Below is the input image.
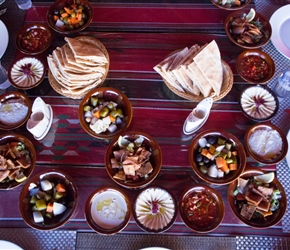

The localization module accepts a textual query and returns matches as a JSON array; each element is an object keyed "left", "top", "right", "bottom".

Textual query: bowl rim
[
  {"left": 46, "top": 0, "right": 93, "bottom": 34},
  {"left": 224, "top": 9, "right": 272, "bottom": 49},
  {"left": 84, "top": 186, "right": 131, "bottom": 235},
  {"left": 19, "top": 169, "right": 78, "bottom": 230},
  {"left": 236, "top": 49, "right": 276, "bottom": 84},
  {"left": 178, "top": 184, "right": 225, "bottom": 233},
  {"left": 210, "top": 0, "right": 251, "bottom": 10},
  {"left": 238, "top": 85, "right": 279, "bottom": 122},
  {"left": 78, "top": 87, "right": 133, "bottom": 139},
  {"left": 228, "top": 168, "right": 287, "bottom": 228},
  {"left": 8, "top": 56, "right": 47, "bottom": 90},
  {"left": 0, "top": 132, "right": 36, "bottom": 190},
  {"left": 189, "top": 129, "right": 247, "bottom": 185},
  {"left": 132, "top": 185, "right": 178, "bottom": 233},
  {"left": 105, "top": 130, "right": 163, "bottom": 189},
  {"left": 0, "top": 91, "right": 32, "bottom": 130},
  {"left": 244, "top": 123, "right": 288, "bottom": 164},
  {"left": 15, "top": 23, "right": 53, "bottom": 55}
]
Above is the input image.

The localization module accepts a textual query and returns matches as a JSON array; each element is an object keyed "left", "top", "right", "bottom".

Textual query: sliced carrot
[
  {"left": 109, "top": 115, "right": 116, "bottom": 123},
  {"left": 53, "top": 15, "right": 59, "bottom": 21},
  {"left": 64, "top": 7, "right": 74, "bottom": 14},
  {"left": 208, "top": 145, "right": 216, "bottom": 154},
  {"left": 56, "top": 183, "right": 66, "bottom": 193},
  {"left": 61, "top": 12, "right": 69, "bottom": 18},
  {"left": 232, "top": 151, "right": 238, "bottom": 156},
  {"left": 229, "top": 163, "right": 238, "bottom": 170},
  {"left": 46, "top": 202, "right": 53, "bottom": 213},
  {"left": 93, "top": 110, "right": 100, "bottom": 118},
  {"left": 216, "top": 156, "right": 229, "bottom": 172}
]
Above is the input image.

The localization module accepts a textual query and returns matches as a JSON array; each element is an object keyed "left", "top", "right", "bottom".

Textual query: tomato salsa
[
  {"left": 181, "top": 190, "right": 219, "bottom": 228},
  {"left": 20, "top": 28, "right": 51, "bottom": 52},
  {"left": 239, "top": 55, "right": 269, "bottom": 81}
]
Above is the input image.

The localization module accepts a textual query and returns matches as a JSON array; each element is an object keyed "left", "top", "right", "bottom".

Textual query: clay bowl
[
  {"left": 244, "top": 123, "right": 288, "bottom": 165},
  {"left": 210, "top": 0, "right": 251, "bottom": 10},
  {"left": 16, "top": 23, "right": 52, "bottom": 55},
  {"left": 85, "top": 187, "right": 131, "bottom": 235},
  {"left": 179, "top": 184, "right": 225, "bottom": 233},
  {"left": 78, "top": 87, "right": 133, "bottom": 140},
  {"left": 236, "top": 49, "right": 275, "bottom": 84},
  {"left": 46, "top": 0, "right": 93, "bottom": 34},
  {"left": 133, "top": 186, "right": 177, "bottom": 233},
  {"left": 224, "top": 10, "right": 272, "bottom": 49},
  {"left": 0, "top": 133, "right": 36, "bottom": 190},
  {"left": 189, "top": 129, "right": 246, "bottom": 186},
  {"left": 105, "top": 131, "right": 162, "bottom": 189},
  {"left": 0, "top": 91, "right": 32, "bottom": 130},
  {"left": 19, "top": 169, "right": 78, "bottom": 230},
  {"left": 228, "top": 168, "right": 287, "bottom": 228}
]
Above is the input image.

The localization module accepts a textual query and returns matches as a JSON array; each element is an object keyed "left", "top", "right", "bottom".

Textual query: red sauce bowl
[
  {"left": 16, "top": 23, "right": 52, "bottom": 55},
  {"left": 236, "top": 49, "right": 275, "bottom": 84},
  {"left": 179, "top": 185, "right": 225, "bottom": 233}
]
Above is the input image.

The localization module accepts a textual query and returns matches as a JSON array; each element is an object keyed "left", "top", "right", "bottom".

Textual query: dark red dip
[
  {"left": 20, "top": 28, "right": 51, "bottom": 52},
  {"left": 239, "top": 55, "right": 269, "bottom": 81},
  {"left": 182, "top": 190, "right": 218, "bottom": 228}
]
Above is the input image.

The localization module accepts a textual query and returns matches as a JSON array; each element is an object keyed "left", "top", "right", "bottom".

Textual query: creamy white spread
[
  {"left": 10, "top": 57, "right": 44, "bottom": 88},
  {"left": 248, "top": 128, "right": 283, "bottom": 159},
  {"left": 0, "top": 102, "right": 28, "bottom": 125},
  {"left": 90, "top": 190, "right": 127, "bottom": 229},
  {"left": 241, "top": 86, "right": 276, "bottom": 119},
  {"left": 135, "top": 187, "right": 175, "bottom": 231}
]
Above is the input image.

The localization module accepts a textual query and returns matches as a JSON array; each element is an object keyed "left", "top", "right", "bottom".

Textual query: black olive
[
  {"left": 196, "top": 154, "right": 203, "bottom": 162},
  {"left": 203, "top": 157, "right": 210, "bottom": 164},
  {"left": 207, "top": 136, "right": 217, "bottom": 145}
]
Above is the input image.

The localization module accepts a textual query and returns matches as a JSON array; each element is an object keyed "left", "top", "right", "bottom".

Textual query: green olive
[
  {"left": 200, "top": 165, "right": 208, "bottom": 174},
  {"left": 83, "top": 105, "right": 92, "bottom": 112},
  {"left": 100, "top": 107, "right": 109, "bottom": 117}
]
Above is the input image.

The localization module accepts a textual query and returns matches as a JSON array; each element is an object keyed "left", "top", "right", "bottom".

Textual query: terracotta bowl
[
  {"left": 0, "top": 91, "right": 32, "bottom": 130},
  {"left": 244, "top": 123, "right": 288, "bottom": 165},
  {"left": 46, "top": 0, "right": 93, "bottom": 34},
  {"left": 179, "top": 184, "right": 225, "bottom": 233},
  {"left": 0, "top": 133, "right": 36, "bottom": 190},
  {"left": 16, "top": 23, "right": 52, "bottom": 55},
  {"left": 189, "top": 129, "right": 246, "bottom": 185},
  {"left": 239, "top": 85, "right": 279, "bottom": 122},
  {"left": 228, "top": 168, "right": 287, "bottom": 228},
  {"left": 210, "top": 0, "right": 251, "bottom": 10},
  {"left": 8, "top": 56, "right": 46, "bottom": 90},
  {"left": 79, "top": 87, "right": 133, "bottom": 140},
  {"left": 19, "top": 169, "right": 78, "bottom": 230},
  {"left": 105, "top": 131, "right": 162, "bottom": 189},
  {"left": 224, "top": 10, "right": 272, "bottom": 49},
  {"left": 236, "top": 49, "right": 275, "bottom": 84},
  {"left": 85, "top": 187, "right": 131, "bottom": 235},
  {"left": 133, "top": 186, "right": 177, "bottom": 233}
]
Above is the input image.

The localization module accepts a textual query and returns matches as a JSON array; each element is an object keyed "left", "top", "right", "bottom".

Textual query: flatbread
[{"left": 193, "top": 40, "right": 223, "bottom": 96}]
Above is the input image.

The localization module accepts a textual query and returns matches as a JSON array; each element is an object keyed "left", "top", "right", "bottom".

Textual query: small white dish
[
  {"left": 183, "top": 97, "right": 213, "bottom": 135},
  {"left": 33, "top": 104, "right": 53, "bottom": 141},
  {"left": 0, "top": 20, "right": 9, "bottom": 58},
  {"left": 0, "top": 240, "right": 23, "bottom": 250},
  {"left": 287, "top": 129, "right": 290, "bottom": 168},
  {"left": 270, "top": 5, "right": 290, "bottom": 60}
]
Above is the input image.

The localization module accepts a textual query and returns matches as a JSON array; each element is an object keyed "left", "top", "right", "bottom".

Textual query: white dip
[
  {"left": 90, "top": 190, "right": 127, "bottom": 229},
  {"left": 248, "top": 128, "right": 283, "bottom": 159},
  {"left": 0, "top": 102, "right": 28, "bottom": 125}
]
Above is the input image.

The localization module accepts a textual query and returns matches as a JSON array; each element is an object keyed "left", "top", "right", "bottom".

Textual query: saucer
[
  {"left": 34, "top": 104, "right": 53, "bottom": 141},
  {"left": 183, "top": 97, "right": 213, "bottom": 135}
]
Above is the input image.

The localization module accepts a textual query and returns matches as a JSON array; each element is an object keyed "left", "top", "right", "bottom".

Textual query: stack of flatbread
[
  {"left": 154, "top": 40, "right": 223, "bottom": 98},
  {"left": 47, "top": 36, "right": 109, "bottom": 98}
]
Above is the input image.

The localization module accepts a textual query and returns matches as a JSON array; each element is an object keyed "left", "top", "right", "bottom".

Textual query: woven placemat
[
  {"left": 76, "top": 233, "right": 236, "bottom": 250},
  {"left": 255, "top": 0, "right": 290, "bottom": 233},
  {"left": 0, "top": 228, "right": 76, "bottom": 250}
]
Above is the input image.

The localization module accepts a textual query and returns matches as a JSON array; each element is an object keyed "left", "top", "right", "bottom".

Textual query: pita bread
[
  {"left": 65, "top": 37, "right": 108, "bottom": 64},
  {"left": 193, "top": 40, "right": 223, "bottom": 96}
]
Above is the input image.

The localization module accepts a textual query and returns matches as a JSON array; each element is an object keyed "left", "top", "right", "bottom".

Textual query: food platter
[
  {"left": 48, "top": 36, "right": 110, "bottom": 99},
  {"left": 163, "top": 60, "right": 233, "bottom": 102},
  {"left": 0, "top": 20, "right": 9, "bottom": 58},
  {"left": 270, "top": 4, "right": 290, "bottom": 60}
]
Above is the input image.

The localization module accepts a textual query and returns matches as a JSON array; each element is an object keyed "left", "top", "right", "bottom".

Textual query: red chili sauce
[
  {"left": 20, "top": 28, "right": 50, "bottom": 52},
  {"left": 182, "top": 190, "right": 218, "bottom": 228},
  {"left": 239, "top": 55, "right": 269, "bottom": 81}
]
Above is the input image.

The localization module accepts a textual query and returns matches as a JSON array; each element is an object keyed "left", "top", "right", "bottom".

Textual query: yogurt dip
[
  {"left": 90, "top": 190, "right": 128, "bottom": 229},
  {"left": 248, "top": 128, "right": 283, "bottom": 159},
  {"left": 0, "top": 100, "right": 29, "bottom": 126}
]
